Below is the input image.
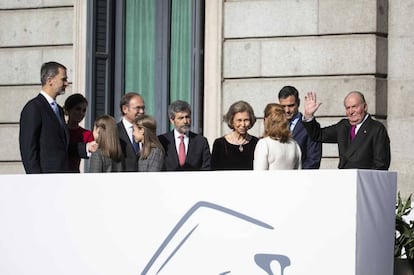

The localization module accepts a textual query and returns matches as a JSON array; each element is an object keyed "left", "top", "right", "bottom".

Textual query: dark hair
[
  {"left": 134, "top": 115, "right": 164, "bottom": 160},
  {"left": 64, "top": 93, "right": 88, "bottom": 113},
  {"left": 119, "top": 92, "right": 142, "bottom": 114},
  {"left": 168, "top": 100, "right": 191, "bottom": 119},
  {"left": 40, "top": 61, "right": 66, "bottom": 86},
  {"left": 263, "top": 103, "right": 291, "bottom": 143},
  {"left": 224, "top": 100, "right": 256, "bottom": 129},
  {"left": 278, "top": 86, "right": 300, "bottom": 106}
]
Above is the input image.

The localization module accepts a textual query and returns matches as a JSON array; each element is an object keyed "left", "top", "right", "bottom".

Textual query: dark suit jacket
[
  {"left": 117, "top": 121, "right": 138, "bottom": 172},
  {"left": 291, "top": 113, "right": 322, "bottom": 169},
  {"left": 19, "top": 94, "right": 70, "bottom": 173},
  {"left": 302, "top": 115, "right": 391, "bottom": 170},
  {"left": 158, "top": 130, "right": 211, "bottom": 171}
]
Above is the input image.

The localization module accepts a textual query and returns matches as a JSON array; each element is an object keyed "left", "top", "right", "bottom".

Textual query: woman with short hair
[{"left": 211, "top": 100, "right": 258, "bottom": 170}]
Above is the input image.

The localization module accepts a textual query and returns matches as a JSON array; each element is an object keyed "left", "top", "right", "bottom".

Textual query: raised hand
[{"left": 304, "top": 92, "right": 322, "bottom": 119}]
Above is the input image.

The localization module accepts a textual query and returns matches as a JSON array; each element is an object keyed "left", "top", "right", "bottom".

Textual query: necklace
[{"left": 231, "top": 133, "right": 247, "bottom": 152}]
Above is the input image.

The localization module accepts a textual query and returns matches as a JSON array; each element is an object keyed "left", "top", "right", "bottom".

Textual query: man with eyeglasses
[
  {"left": 117, "top": 92, "right": 146, "bottom": 171},
  {"left": 278, "top": 86, "right": 322, "bottom": 169}
]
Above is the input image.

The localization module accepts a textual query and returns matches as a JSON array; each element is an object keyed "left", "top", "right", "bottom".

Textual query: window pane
[
  {"left": 170, "top": 0, "right": 192, "bottom": 104},
  {"left": 124, "top": 0, "right": 156, "bottom": 115}
]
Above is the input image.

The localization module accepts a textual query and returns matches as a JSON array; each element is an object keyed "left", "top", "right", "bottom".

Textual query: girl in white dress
[{"left": 254, "top": 103, "right": 302, "bottom": 170}]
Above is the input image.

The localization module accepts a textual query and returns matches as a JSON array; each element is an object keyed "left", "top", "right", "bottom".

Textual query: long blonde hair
[
  {"left": 134, "top": 115, "right": 164, "bottom": 160},
  {"left": 263, "top": 103, "right": 291, "bottom": 143},
  {"left": 94, "top": 115, "right": 122, "bottom": 161}
]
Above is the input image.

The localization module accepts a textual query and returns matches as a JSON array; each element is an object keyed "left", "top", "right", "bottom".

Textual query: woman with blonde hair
[
  {"left": 89, "top": 115, "right": 124, "bottom": 172},
  {"left": 133, "top": 115, "right": 164, "bottom": 172},
  {"left": 254, "top": 103, "right": 301, "bottom": 170}
]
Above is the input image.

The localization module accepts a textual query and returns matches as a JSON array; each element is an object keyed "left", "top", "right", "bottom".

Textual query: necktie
[
  {"left": 178, "top": 134, "right": 186, "bottom": 166},
  {"left": 350, "top": 125, "right": 356, "bottom": 141},
  {"left": 130, "top": 126, "right": 139, "bottom": 153},
  {"left": 51, "top": 101, "right": 64, "bottom": 126}
]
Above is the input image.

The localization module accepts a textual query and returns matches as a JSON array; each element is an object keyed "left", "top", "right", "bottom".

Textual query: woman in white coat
[{"left": 254, "top": 103, "right": 302, "bottom": 170}]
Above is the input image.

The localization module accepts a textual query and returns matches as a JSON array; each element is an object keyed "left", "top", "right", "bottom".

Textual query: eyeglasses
[{"left": 129, "top": 105, "right": 145, "bottom": 111}]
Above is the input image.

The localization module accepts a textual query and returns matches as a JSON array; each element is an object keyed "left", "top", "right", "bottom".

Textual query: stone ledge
[{"left": 0, "top": 0, "right": 73, "bottom": 9}]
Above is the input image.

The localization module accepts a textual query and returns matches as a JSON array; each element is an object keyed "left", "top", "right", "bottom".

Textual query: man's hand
[
  {"left": 304, "top": 92, "right": 322, "bottom": 120},
  {"left": 87, "top": 141, "right": 98, "bottom": 153}
]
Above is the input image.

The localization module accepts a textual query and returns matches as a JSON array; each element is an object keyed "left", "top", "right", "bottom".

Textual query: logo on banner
[{"left": 141, "top": 201, "right": 291, "bottom": 274}]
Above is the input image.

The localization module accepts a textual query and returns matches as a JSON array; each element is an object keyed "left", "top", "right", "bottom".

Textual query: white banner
[{"left": 0, "top": 170, "right": 396, "bottom": 275}]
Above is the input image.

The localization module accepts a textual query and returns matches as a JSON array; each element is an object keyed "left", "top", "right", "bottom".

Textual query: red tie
[
  {"left": 178, "top": 135, "right": 186, "bottom": 166},
  {"left": 350, "top": 125, "right": 356, "bottom": 141}
]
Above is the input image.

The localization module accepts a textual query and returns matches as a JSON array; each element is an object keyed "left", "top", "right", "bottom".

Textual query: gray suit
[
  {"left": 88, "top": 149, "right": 123, "bottom": 172},
  {"left": 138, "top": 147, "right": 164, "bottom": 172}
]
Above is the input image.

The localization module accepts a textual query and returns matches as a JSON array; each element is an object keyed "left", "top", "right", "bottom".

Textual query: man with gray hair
[
  {"left": 302, "top": 91, "right": 390, "bottom": 170},
  {"left": 158, "top": 100, "right": 211, "bottom": 171}
]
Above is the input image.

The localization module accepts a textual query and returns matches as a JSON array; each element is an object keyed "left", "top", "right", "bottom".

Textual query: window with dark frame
[{"left": 87, "top": 0, "right": 205, "bottom": 135}]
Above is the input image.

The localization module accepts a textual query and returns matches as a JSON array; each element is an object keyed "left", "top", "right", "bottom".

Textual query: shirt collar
[
  {"left": 40, "top": 90, "right": 55, "bottom": 104},
  {"left": 122, "top": 117, "right": 133, "bottom": 129},
  {"left": 174, "top": 129, "right": 187, "bottom": 139},
  {"left": 289, "top": 112, "right": 301, "bottom": 129},
  {"left": 353, "top": 114, "right": 369, "bottom": 127},
  {"left": 353, "top": 114, "right": 369, "bottom": 133}
]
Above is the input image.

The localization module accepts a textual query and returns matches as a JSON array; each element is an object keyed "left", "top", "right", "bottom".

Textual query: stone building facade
[{"left": 0, "top": 0, "right": 412, "bottom": 195}]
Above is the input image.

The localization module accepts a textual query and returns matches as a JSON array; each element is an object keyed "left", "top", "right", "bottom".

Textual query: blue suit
[{"left": 291, "top": 112, "right": 322, "bottom": 169}]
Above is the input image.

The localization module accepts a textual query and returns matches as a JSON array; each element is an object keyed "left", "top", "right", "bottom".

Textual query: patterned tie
[
  {"left": 178, "top": 134, "right": 186, "bottom": 166},
  {"left": 350, "top": 125, "right": 356, "bottom": 141}
]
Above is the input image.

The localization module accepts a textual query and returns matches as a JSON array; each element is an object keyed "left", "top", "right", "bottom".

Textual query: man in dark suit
[
  {"left": 117, "top": 92, "right": 145, "bottom": 171},
  {"left": 158, "top": 100, "right": 211, "bottom": 171},
  {"left": 302, "top": 91, "right": 390, "bottom": 170},
  {"left": 19, "top": 61, "right": 93, "bottom": 173},
  {"left": 278, "top": 86, "right": 322, "bottom": 169}
]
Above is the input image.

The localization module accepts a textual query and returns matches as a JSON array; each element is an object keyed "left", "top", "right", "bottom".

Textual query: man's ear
[
  {"left": 121, "top": 105, "right": 128, "bottom": 115},
  {"left": 297, "top": 98, "right": 300, "bottom": 107}
]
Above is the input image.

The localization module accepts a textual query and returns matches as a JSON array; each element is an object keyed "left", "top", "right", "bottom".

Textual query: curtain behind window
[
  {"left": 170, "top": 0, "right": 192, "bottom": 104},
  {"left": 125, "top": 0, "right": 155, "bottom": 115}
]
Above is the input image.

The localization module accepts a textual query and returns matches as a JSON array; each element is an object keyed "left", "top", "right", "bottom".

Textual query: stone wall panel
[
  {"left": 224, "top": 35, "right": 387, "bottom": 78},
  {"left": 0, "top": 8, "right": 73, "bottom": 47},
  {"left": 0, "top": 47, "right": 73, "bottom": 85}
]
